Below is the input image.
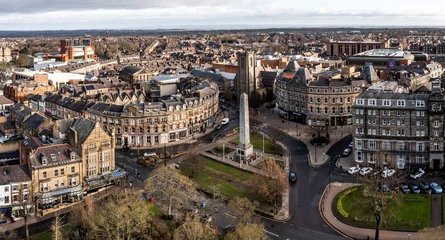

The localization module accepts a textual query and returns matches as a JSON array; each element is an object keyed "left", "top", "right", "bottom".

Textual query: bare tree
[
  {"left": 227, "top": 197, "right": 259, "bottom": 225},
  {"left": 224, "top": 223, "right": 267, "bottom": 240},
  {"left": 269, "top": 127, "right": 285, "bottom": 145},
  {"left": 145, "top": 166, "right": 198, "bottom": 217},
  {"left": 51, "top": 212, "right": 64, "bottom": 240},
  {"left": 183, "top": 149, "right": 199, "bottom": 178},
  {"left": 173, "top": 214, "right": 218, "bottom": 240},
  {"left": 250, "top": 159, "right": 286, "bottom": 206},
  {"left": 87, "top": 191, "right": 154, "bottom": 240},
  {"left": 359, "top": 174, "right": 403, "bottom": 240}
]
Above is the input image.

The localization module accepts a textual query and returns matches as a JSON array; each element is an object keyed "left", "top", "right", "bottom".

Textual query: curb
[
  {"left": 307, "top": 153, "right": 330, "bottom": 168},
  {"left": 257, "top": 213, "right": 291, "bottom": 223},
  {"left": 318, "top": 183, "right": 355, "bottom": 240}
]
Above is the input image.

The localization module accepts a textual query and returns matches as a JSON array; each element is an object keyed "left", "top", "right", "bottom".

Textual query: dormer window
[
  {"left": 70, "top": 152, "right": 75, "bottom": 161},
  {"left": 432, "top": 104, "right": 436, "bottom": 111}
]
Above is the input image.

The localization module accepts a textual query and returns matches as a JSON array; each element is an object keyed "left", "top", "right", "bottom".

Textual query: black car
[
  {"left": 289, "top": 172, "right": 297, "bottom": 183},
  {"left": 400, "top": 183, "right": 410, "bottom": 194},
  {"left": 409, "top": 183, "right": 421, "bottom": 194},
  {"left": 419, "top": 182, "right": 431, "bottom": 194},
  {"left": 222, "top": 225, "right": 236, "bottom": 235}
]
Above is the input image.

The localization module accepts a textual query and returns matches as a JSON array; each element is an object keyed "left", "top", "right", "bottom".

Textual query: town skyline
[{"left": 1, "top": 0, "right": 445, "bottom": 30}]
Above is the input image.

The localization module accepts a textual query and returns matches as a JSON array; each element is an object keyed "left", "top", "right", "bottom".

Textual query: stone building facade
[
  {"left": 275, "top": 61, "right": 367, "bottom": 126},
  {"left": 352, "top": 81, "right": 440, "bottom": 170},
  {"left": 86, "top": 84, "right": 219, "bottom": 148}
]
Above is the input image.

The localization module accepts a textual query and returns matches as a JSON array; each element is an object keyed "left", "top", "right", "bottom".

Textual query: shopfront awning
[
  {"left": 85, "top": 170, "right": 128, "bottom": 190},
  {"left": 36, "top": 185, "right": 83, "bottom": 201},
  {"left": 274, "top": 108, "right": 288, "bottom": 116}
]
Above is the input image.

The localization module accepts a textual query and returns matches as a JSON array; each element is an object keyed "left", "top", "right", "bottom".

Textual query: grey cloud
[{"left": 0, "top": 0, "right": 235, "bottom": 13}]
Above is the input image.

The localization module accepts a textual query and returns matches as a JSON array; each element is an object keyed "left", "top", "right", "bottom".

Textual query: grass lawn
[
  {"left": 333, "top": 186, "right": 430, "bottom": 231},
  {"left": 148, "top": 202, "right": 162, "bottom": 216},
  {"left": 31, "top": 224, "right": 77, "bottom": 240},
  {"left": 232, "top": 132, "right": 283, "bottom": 155},
  {"left": 213, "top": 145, "right": 234, "bottom": 154},
  {"left": 180, "top": 156, "right": 257, "bottom": 201}
]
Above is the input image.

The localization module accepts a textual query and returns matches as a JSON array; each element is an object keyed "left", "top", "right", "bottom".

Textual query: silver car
[{"left": 430, "top": 182, "right": 443, "bottom": 194}]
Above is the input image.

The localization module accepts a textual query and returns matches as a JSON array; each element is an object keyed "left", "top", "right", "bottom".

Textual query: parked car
[
  {"left": 348, "top": 166, "right": 360, "bottom": 175},
  {"left": 343, "top": 148, "right": 352, "bottom": 156},
  {"left": 200, "top": 214, "right": 212, "bottom": 223},
  {"left": 410, "top": 168, "right": 425, "bottom": 179},
  {"left": 379, "top": 183, "right": 389, "bottom": 192},
  {"left": 289, "top": 172, "right": 297, "bottom": 183},
  {"left": 430, "top": 182, "right": 443, "bottom": 194},
  {"left": 419, "top": 182, "right": 432, "bottom": 194},
  {"left": 359, "top": 167, "right": 373, "bottom": 176},
  {"left": 222, "top": 225, "right": 236, "bottom": 235},
  {"left": 144, "top": 152, "right": 157, "bottom": 157},
  {"left": 409, "top": 183, "right": 421, "bottom": 194},
  {"left": 400, "top": 183, "right": 410, "bottom": 194},
  {"left": 216, "top": 124, "right": 222, "bottom": 130},
  {"left": 348, "top": 142, "right": 353, "bottom": 148},
  {"left": 381, "top": 169, "right": 396, "bottom": 178},
  {"left": 221, "top": 118, "right": 229, "bottom": 125}
]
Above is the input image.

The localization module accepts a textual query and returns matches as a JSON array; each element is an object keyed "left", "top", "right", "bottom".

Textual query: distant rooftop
[{"left": 354, "top": 49, "right": 410, "bottom": 58}]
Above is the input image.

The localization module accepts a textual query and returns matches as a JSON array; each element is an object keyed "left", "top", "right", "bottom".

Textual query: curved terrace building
[{"left": 86, "top": 81, "right": 219, "bottom": 148}]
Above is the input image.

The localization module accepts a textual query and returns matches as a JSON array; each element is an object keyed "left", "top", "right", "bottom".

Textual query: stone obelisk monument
[{"left": 237, "top": 93, "right": 253, "bottom": 159}]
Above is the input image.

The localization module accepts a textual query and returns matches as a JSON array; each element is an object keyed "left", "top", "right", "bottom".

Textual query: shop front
[
  {"left": 85, "top": 170, "right": 128, "bottom": 192},
  {"left": 36, "top": 185, "right": 83, "bottom": 210}
]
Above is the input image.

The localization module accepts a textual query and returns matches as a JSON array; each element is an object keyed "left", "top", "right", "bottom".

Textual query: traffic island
[{"left": 332, "top": 186, "right": 431, "bottom": 231}]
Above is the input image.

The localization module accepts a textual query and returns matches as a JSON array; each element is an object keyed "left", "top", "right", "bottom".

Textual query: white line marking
[
  {"left": 224, "top": 212, "right": 236, "bottom": 218},
  {"left": 264, "top": 229, "right": 279, "bottom": 237}
]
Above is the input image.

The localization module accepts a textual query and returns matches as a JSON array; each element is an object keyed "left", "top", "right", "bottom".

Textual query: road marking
[
  {"left": 224, "top": 212, "right": 236, "bottom": 218},
  {"left": 263, "top": 229, "right": 279, "bottom": 237}
]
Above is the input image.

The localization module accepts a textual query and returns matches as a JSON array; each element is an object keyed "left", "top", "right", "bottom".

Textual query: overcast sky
[{"left": 0, "top": 0, "right": 444, "bottom": 30}]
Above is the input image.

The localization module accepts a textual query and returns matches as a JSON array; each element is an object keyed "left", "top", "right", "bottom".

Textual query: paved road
[{"left": 256, "top": 125, "right": 350, "bottom": 240}]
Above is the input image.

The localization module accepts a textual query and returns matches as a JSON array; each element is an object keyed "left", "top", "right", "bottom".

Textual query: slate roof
[
  {"left": 24, "top": 113, "right": 47, "bottom": 131},
  {"left": 121, "top": 66, "right": 143, "bottom": 75},
  {"left": 28, "top": 143, "right": 81, "bottom": 169},
  {"left": 284, "top": 61, "right": 300, "bottom": 72},
  {"left": 0, "top": 165, "right": 32, "bottom": 185},
  {"left": 21, "top": 137, "right": 43, "bottom": 151},
  {"left": 70, "top": 118, "right": 96, "bottom": 145},
  {"left": 45, "top": 93, "right": 63, "bottom": 103},
  {"left": 191, "top": 70, "right": 230, "bottom": 83},
  {"left": 0, "top": 95, "right": 14, "bottom": 105}
]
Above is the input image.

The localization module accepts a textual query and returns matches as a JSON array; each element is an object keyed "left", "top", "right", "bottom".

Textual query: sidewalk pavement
[
  {"left": 336, "top": 154, "right": 356, "bottom": 171},
  {"left": 253, "top": 105, "right": 353, "bottom": 167},
  {"left": 0, "top": 185, "right": 118, "bottom": 232},
  {"left": 319, "top": 182, "right": 418, "bottom": 240}
]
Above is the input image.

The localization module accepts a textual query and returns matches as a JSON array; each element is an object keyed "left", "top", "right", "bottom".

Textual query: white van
[{"left": 144, "top": 152, "right": 157, "bottom": 157}]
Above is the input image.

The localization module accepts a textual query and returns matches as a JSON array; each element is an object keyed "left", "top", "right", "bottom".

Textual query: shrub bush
[{"left": 336, "top": 187, "right": 358, "bottom": 218}]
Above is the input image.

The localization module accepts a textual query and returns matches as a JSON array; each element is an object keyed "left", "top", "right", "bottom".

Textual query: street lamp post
[
  {"left": 164, "top": 143, "right": 167, "bottom": 166},
  {"left": 263, "top": 134, "right": 265, "bottom": 153},
  {"left": 223, "top": 144, "right": 225, "bottom": 161}
]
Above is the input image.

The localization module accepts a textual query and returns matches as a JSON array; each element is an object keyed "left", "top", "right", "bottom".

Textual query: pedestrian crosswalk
[{"left": 252, "top": 123, "right": 268, "bottom": 131}]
